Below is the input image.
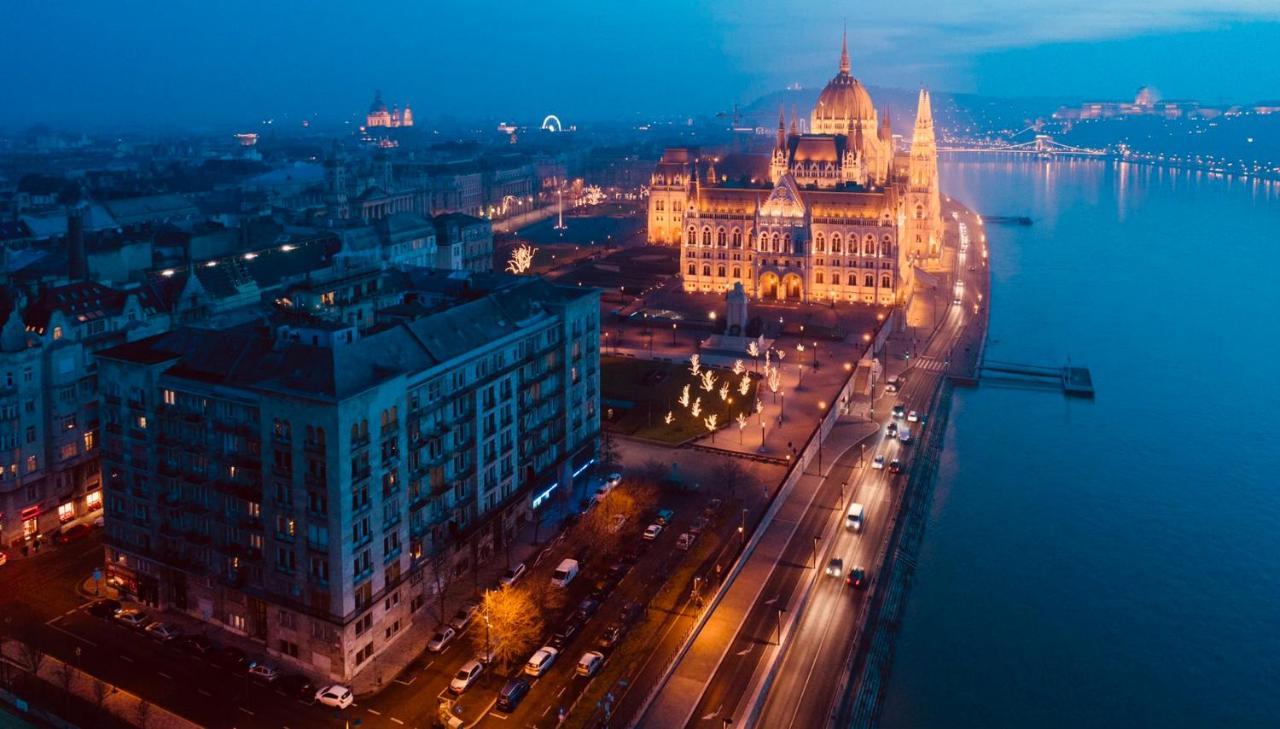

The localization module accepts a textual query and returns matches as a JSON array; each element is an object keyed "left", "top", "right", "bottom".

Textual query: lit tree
[
  {"left": 664, "top": 411, "right": 674, "bottom": 425},
  {"left": 718, "top": 383, "right": 730, "bottom": 403},
  {"left": 768, "top": 367, "right": 781, "bottom": 402},
  {"left": 738, "top": 374, "right": 752, "bottom": 397},
  {"left": 704, "top": 413, "right": 719, "bottom": 443},
  {"left": 736, "top": 411, "right": 748, "bottom": 444},
  {"left": 732, "top": 359, "right": 745, "bottom": 376},
  {"left": 505, "top": 243, "right": 538, "bottom": 274},
  {"left": 691, "top": 397, "right": 702, "bottom": 418},
  {"left": 795, "top": 344, "right": 806, "bottom": 388},
  {"left": 699, "top": 370, "right": 717, "bottom": 393},
  {"left": 689, "top": 353, "right": 702, "bottom": 377},
  {"left": 678, "top": 384, "right": 691, "bottom": 408},
  {"left": 746, "top": 341, "right": 760, "bottom": 373},
  {"left": 476, "top": 586, "right": 545, "bottom": 673}
]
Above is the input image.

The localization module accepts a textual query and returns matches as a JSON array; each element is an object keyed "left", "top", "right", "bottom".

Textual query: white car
[
  {"left": 314, "top": 684, "right": 353, "bottom": 709},
  {"left": 642, "top": 523, "right": 663, "bottom": 541},
  {"left": 113, "top": 608, "right": 151, "bottom": 629},
  {"left": 449, "top": 602, "right": 479, "bottom": 631},
  {"left": 576, "top": 650, "right": 604, "bottom": 677},
  {"left": 499, "top": 562, "right": 527, "bottom": 587},
  {"left": 825, "top": 557, "right": 844, "bottom": 577},
  {"left": 427, "top": 626, "right": 457, "bottom": 653},
  {"left": 907, "top": 410, "right": 920, "bottom": 423},
  {"left": 898, "top": 428, "right": 912, "bottom": 444},
  {"left": 144, "top": 622, "right": 181, "bottom": 642},
  {"left": 248, "top": 662, "right": 280, "bottom": 683},
  {"left": 525, "top": 646, "right": 559, "bottom": 677},
  {"left": 449, "top": 659, "right": 484, "bottom": 694},
  {"left": 872, "top": 454, "right": 886, "bottom": 470}
]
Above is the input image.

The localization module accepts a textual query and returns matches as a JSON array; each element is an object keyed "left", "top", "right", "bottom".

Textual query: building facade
[
  {"left": 366, "top": 90, "right": 413, "bottom": 128},
  {"left": 648, "top": 36, "right": 944, "bottom": 306},
  {"left": 94, "top": 276, "right": 599, "bottom": 682}
]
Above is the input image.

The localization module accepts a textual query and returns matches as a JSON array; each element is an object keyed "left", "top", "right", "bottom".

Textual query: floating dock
[
  {"left": 981, "top": 215, "right": 1033, "bottom": 226},
  {"left": 979, "top": 359, "right": 1095, "bottom": 397}
]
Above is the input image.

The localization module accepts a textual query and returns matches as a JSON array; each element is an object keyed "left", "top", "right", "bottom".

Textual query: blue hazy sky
[{"left": 3, "top": 0, "right": 1278, "bottom": 130}]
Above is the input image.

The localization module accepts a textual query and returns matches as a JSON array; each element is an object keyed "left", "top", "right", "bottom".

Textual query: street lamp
[
  {"left": 812, "top": 341, "right": 819, "bottom": 369},
  {"left": 812, "top": 535, "right": 820, "bottom": 569},
  {"left": 775, "top": 606, "right": 786, "bottom": 645},
  {"left": 740, "top": 508, "right": 748, "bottom": 546},
  {"left": 671, "top": 323, "right": 677, "bottom": 344}
]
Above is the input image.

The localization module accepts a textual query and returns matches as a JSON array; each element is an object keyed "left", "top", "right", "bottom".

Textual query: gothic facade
[{"left": 647, "top": 35, "right": 943, "bottom": 306}]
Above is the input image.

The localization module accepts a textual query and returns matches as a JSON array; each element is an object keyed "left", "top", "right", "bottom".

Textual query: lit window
[
  {"left": 85, "top": 490, "right": 102, "bottom": 511},
  {"left": 163, "top": 389, "right": 176, "bottom": 405},
  {"left": 58, "top": 502, "right": 75, "bottom": 523},
  {"left": 53, "top": 326, "right": 63, "bottom": 340}
]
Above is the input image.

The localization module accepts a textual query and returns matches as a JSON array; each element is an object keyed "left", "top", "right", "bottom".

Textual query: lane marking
[
  {"left": 367, "top": 708, "right": 382, "bottom": 716},
  {"left": 158, "top": 671, "right": 173, "bottom": 680},
  {"left": 556, "top": 686, "right": 566, "bottom": 697},
  {"left": 47, "top": 623, "right": 98, "bottom": 648},
  {"left": 197, "top": 689, "right": 213, "bottom": 697},
  {"left": 239, "top": 707, "right": 254, "bottom": 716},
  {"left": 119, "top": 654, "right": 134, "bottom": 663},
  {"left": 488, "top": 712, "right": 509, "bottom": 720},
  {"left": 390, "top": 719, "right": 405, "bottom": 726}
]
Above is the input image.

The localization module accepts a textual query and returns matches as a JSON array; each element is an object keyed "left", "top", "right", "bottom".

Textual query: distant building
[
  {"left": 94, "top": 275, "right": 600, "bottom": 683},
  {"left": 366, "top": 90, "right": 413, "bottom": 128},
  {"left": 432, "top": 213, "right": 493, "bottom": 272}
]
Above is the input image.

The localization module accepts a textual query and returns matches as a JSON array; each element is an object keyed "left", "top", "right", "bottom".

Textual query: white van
[
  {"left": 845, "top": 503, "right": 865, "bottom": 532},
  {"left": 898, "top": 427, "right": 912, "bottom": 444},
  {"left": 551, "top": 558, "right": 579, "bottom": 587}
]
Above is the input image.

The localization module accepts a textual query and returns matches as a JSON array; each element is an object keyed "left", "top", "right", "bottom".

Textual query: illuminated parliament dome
[{"left": 811, "top": 32, "right": 877, "bottom": 133}]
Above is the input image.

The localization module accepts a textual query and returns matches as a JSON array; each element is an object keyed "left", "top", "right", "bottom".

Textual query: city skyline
[{"left": 3, "top": 1, "right": 1279, "bottom": 130}]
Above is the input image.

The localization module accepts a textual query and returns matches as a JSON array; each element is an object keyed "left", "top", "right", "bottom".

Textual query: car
[
  {"left": 898, "top": 428, "right": 912, "bottom": 444},
  {"left": 113, "top": 607, "right": 151, "bottom": 629},
  {"left": 704, "top": 498, "right": 723, "bottom": 515},
  {"left": 551, "top": 621, "right": 580, "bottom": 649},
  {"left": 215, "top": 645, "right": 251, "bottom": 673},
  {"left": 497, "top": 678, "right": 531, "bottom": 711},
  {"left": 846, "top": 567, "right": 869, "bottom": 590},
  {"left": 605, "top": 472, "right": 622, "bottom": 488},
  {"left": 885, "top": 421, "right": 898, "bottom": 438},
  {"left": 176, "top": 634, "right": 216, "bottom": 657},
  {"left": 689, "top": 516, "right": 710, "bottom": 536},
  {"left": 885, "top": 377, "right": 902, "bottom": 393},
  {"left": 619, "top": 601, "right": 643, "bottom": 624},
  {"left": 655, "top": 509, "right": 674, "bottom": 526},
  {"left": 907, "top": 410, "right": 919, "bottom": 423},
  {"left": 643, "top": 523, "right": 663, "bottom": 541},
  {"left": 144, "top": 621, "right": 182, "bottom": 642},
  {"left": 825, "top": 557, "right": 844, "bottom": 577},
  {"left": 576, "top": 650, "right": 605, "bottom": 677},
  {"left": 591, "top": 486, "right": 610, "bottom": 505},
  {"left": 248, "top": 662, "right": 280, "bottom": 683},
  {"left": 87, "top": 598, "right": 122, "bottom": 619},
  {"left": 449, "top": 602, "right": 479, "bottom": 631},
  {"left": 0, "top": 550, "right": 6, "bottom": 567},
  {"left": 56, "top": 524, "right": 92, "bottom": 545},
  {"left": 278, "top": 674, "right": 316, "bottom": 702},
  {"left": 525, "top": 646, "right": 559, "bottom": 676},
  {"left": 872, "top": 454, "right": 886, "bottom": 470},
  {"left": 892, "top": 404, "right": 906, "bottom": 419},
  {"left": 427, "top": 626, "right": 457, "bottom": 653},
  {"left": 499, "top": 562, "right": 527, "bottom": 587},
  {"left": 449, "top": 659, "right": 484, "bottom": 694},
  {"left": 888, "top": 459, "right": 903, "bottom": 474},
  {"left": 314, "top": 684, "right": 354, "bottom": 709},
  {"left": 607, "top": 561, "right": 629, "bottom": 581},
  {"left": 675, "top": 532, "right": 695, "bottom": 551},
  {"left": 597, "top": 623, "right": 623, "bottom": 649},
  {"left": 575, "top": 597, "right": 602, "bottom": 620}
]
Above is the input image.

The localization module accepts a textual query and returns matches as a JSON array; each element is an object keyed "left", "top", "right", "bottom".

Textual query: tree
[
  {"left": 17, "top": 639, "right": 44, "bottom": 676},
  {"left": 134, "top": 698, "right": 152, "bottom": 729},
  {"left": 54, "top": 659, "right": 75, "bottom": 694},
  {"left": 712, "top": 456, "right": 749, "bottom": 500},
  {"left": 599, "top": 430, "right": 622, "bottom": 471},
  {"left": 506, "top": 243, "right": 538, "bottom": 274},
  {"left": 90, "top": 677, "right": 111, "bottom": 709},
  {"left": 474, "top": 587, "right": 544, "bottom": 674},
  {"left": 429, "top": 547, "right": 459, "bottom": 624}
]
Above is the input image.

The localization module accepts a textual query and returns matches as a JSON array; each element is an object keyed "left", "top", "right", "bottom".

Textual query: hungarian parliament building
[{"left": 647, "top": 35, "right": 943, "bottom": 306}]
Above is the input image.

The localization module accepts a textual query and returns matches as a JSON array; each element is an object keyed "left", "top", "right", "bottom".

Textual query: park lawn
[{"left": 601, "top": 356, "right": 757, "bottom": 445}]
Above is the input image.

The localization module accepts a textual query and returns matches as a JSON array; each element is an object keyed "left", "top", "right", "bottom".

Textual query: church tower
[
  {"left": 770, "top": 107, "right": 788, "bottom": 183},
  {"left": 905, "top": 88, "right": 942, "bottom": 261}
]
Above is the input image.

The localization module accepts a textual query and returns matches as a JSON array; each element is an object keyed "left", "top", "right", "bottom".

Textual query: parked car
[
  {"left": 605, "top": 472, "right": 623, "bottom": 488},
  {"left": 87, "top": 598, "right": 121, "bottom": 619},
  {"left": 56, "top": 524, "right": 92, "bottom": 545},
  {"left": 551, "top": 621, "right": 580, "bottom": 650},
  {"left": 499, "top": 562, "right": 527, "bottom": 587},
  {"left": 113, "top": 608, "right": 151, "bottom": 629},
  {"left": 497, "top": 678, "right": 530, "bottom": 711},
  {"left": 145, "top": 622, "right": 182, "bottom": 642},
  {"left": 215, "top": 646, "right": 251, "bottom": 673},
  {"left": 619, "top": 601, "right": 643, "bottom": 624},
  {"left": 427, "top": 626, "right": 457, "bottom": 653},
  {"left": 597, "top": 624, "right": 623, "bottom": 649},
  {"left": 607, "top": 561, "right": 629, "bottom": 581},
  {"left": 872, "top": 454, "right": 886, "bottom": 470},
  {"left": 825, "top": 557, "right": 844, "bottom": 578},
  {"left": 449, "top": 602, "right": 479, "bottom": 631},
  {"left": 655, "top": 509, "right": 675, "bottom": 526},
  {"left": 704, "top": 498, "right": 723, "bottom": 515},
  {"left": 575, "top": 597, "right": 602, "bottom": 620},
  {"left": 314, "top": 685, "right": 353, "bottom": 709},
  {"left": 248, "top": 662, "right": 280, "bottom": 683},
  {"left": 176, "top": 634, "right": 216, "bottom": 657},
  {"left": 576, "top": 651, "right": 605, "bottom": 677},
  {"left": 642, "top": 523, "right": 663, "bottom": 541},
  {"left": 689, "top": 516, "right": 710, "bottom": 536},
  {"left": 675, "top": 532, "right": 695, "bottom": 551},
  {"left": 278, "top": 674, "right": 315, "bottom": 702},
  {"left": 524, "top": 646, "right": 559, "bottom": 677},
  {"left": 449, "top": 659, "right": 484, "bottom": 694}
]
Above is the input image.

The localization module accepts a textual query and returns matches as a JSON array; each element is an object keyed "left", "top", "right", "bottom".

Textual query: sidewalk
[{"left": 636, "top": 419, "right": 880, "bottom": 728}]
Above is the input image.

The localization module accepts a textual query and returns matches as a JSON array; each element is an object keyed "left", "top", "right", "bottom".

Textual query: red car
[
  {"left": 57, "top": 524, "right": 93, "bottom": 544},
  {"left": 846, "top": 567, "right": 868, "bottom": 590}
]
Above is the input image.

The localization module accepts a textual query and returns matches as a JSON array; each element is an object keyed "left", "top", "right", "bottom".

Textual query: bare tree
[
  {"left": 598, "top": 430, "right": 622, "bottom": 472},
  {"left": 91, "top": 677, "right": 111, "bottom": 709},
  {"left": 53, "top": 659, "right": 76, "bottom": 694},
  {"left": 712, "top": 456, "right": 750, "bottom": 501},
  {"left": 134, "top": 698, "right": 152, "bottom": 729},
  {"left": 429, "top": 547, "right": 458, "bottom": 624},
  {"left": 17, "top": 639, "right": 44, "bottom": 676},
  {"left": 472, "top": 587, "right": 544, "bottom": 674}
]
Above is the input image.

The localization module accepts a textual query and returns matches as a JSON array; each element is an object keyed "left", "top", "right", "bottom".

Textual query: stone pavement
[{"left": 637, "top": 417, "right": 881, "bottom": 729}]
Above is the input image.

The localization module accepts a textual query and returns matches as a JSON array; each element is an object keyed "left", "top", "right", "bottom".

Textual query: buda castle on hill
[{"left": 647, "top": 34, "right": 943, "bottom": 306}]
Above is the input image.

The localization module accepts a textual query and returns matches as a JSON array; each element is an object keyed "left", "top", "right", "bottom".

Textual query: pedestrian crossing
[{"left": 911, "top": 356, "right": 949, "bottom": 373}]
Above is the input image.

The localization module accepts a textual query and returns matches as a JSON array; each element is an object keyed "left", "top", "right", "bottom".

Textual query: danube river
[{"left": 879, "top": 158, "right": 1280, "bottom": 727}]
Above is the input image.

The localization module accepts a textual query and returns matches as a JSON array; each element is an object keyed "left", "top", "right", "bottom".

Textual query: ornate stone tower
[
  {"left": 905, "top": 88, "right": 943, "bottom": 261},
  {"left": 324, "top": 141, "right": 349, "bottom": 219}
]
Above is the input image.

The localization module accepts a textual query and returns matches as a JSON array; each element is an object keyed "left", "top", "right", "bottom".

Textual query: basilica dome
[{"left": 812, "top": 33, "right": 876, "bottom": 124}]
